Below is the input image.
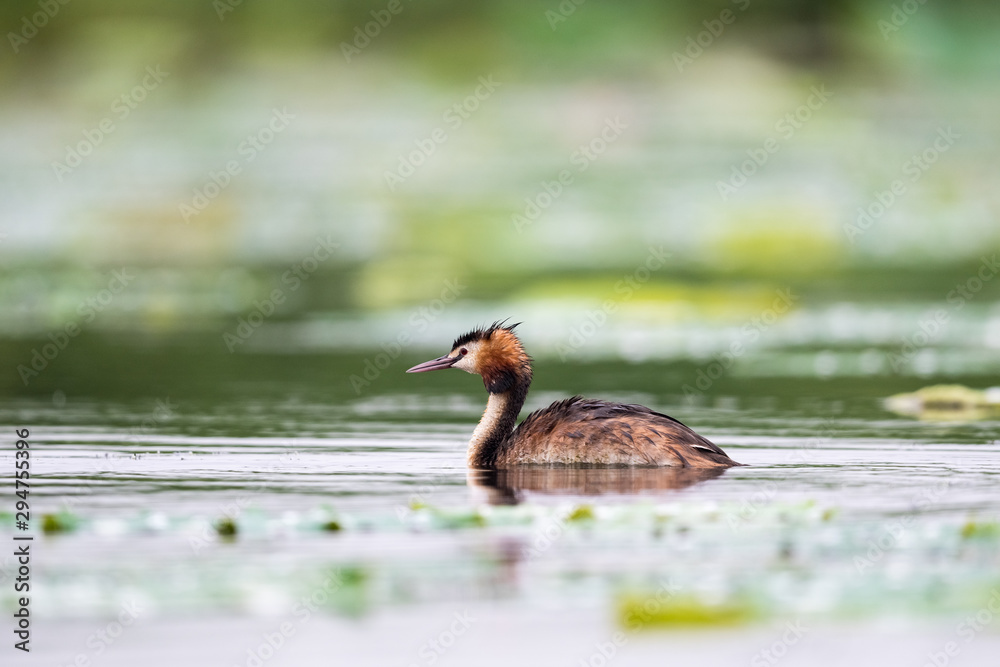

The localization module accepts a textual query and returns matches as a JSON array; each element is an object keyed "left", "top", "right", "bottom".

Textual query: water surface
[{"left": 4, "top": 335, "right": 999, "bottom": 666}]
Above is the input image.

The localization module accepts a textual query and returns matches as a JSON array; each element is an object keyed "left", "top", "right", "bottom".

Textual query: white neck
[{"left": 468, "top": 392, "right": 510, "bottom": 465}]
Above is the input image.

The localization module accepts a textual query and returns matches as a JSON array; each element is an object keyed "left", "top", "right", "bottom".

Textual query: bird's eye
[{"left": 459, "top": 348, "right": 468, "bottom": 356}]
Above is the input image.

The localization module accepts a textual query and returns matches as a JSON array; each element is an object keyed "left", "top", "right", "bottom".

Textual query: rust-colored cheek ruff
[
  {"left": 476, "top": 329, "right": 533, "bottom": 393},
  {"left": 416, "top": 321, "right": 741, "bottom": 469}
]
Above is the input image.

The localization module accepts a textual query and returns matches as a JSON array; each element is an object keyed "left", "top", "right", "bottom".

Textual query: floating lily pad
[
  {"left": 618, "top": 594, "right": 757, "bottom": 629},
  {"left": 566, "top": 505, "right": 596, "bottom": 522},
  {"left": 42, "top": 512, "right": 78, "bottom": 535},
  {"left": 214, "top": 517, "right": 238, "bottom": 538},
  {"left": 885, "top": 385, "right": 1000, "bottom": 421},
  {"left": 961, "top": 520, "right": 1000, "bottom": 540}
]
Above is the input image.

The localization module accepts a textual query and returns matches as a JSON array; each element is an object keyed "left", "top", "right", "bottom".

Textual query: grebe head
[{"left": 406, "top": 320, "right": 532, "bottom": 393}]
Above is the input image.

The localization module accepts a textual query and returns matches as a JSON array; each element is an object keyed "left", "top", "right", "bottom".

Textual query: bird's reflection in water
[{"left": 468, "top": 465, "right": 728, "bottom": 505}]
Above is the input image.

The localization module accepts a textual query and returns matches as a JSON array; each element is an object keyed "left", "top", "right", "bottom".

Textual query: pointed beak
[{"left": 406, "top": 354, "right": 459, "bottom": 373}]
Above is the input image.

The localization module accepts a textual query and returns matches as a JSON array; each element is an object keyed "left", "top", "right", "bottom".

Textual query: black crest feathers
[{"left": 451, "top": 319, "right": 520, "bottom": 350}]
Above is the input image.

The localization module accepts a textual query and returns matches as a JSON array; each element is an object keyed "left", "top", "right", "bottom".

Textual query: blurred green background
[{"left": 3, "top": 0, "right": 999, "bottom": 399}]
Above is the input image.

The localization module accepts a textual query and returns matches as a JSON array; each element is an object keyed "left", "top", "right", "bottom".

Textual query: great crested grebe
[{"left": 406, "top": 321, "right": 740, "bottom": 468}]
